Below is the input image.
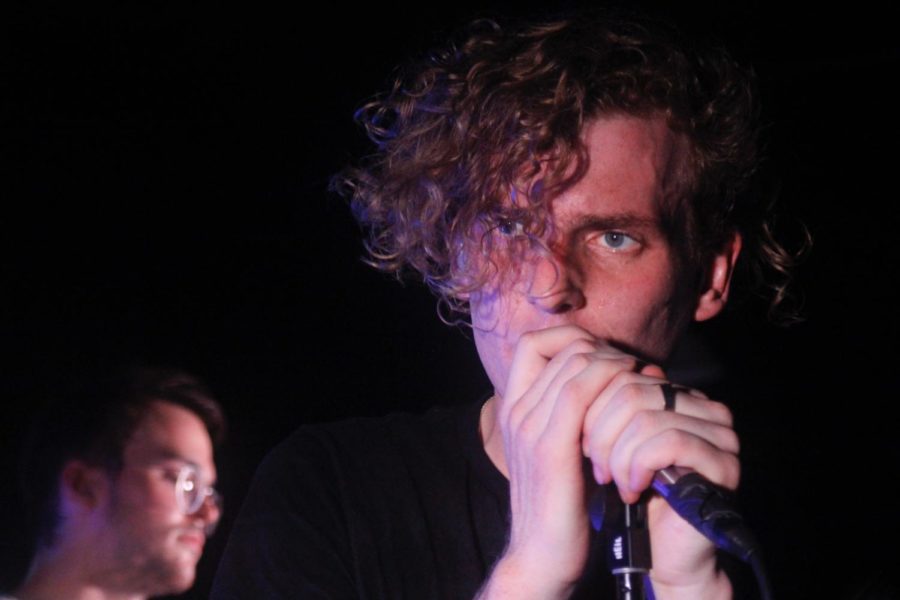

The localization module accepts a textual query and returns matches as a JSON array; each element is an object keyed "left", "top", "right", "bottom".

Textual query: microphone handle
[
  {"left": 601, "top": 486, "right": 652, "bottom": 600},
  {"left": 652, "top": 467, "right": 760, "bottom": 562}
]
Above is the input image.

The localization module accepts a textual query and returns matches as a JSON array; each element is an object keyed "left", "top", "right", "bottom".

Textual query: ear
[
  {"left": 59, "top": 460, "right": 110, "bottom": 513},
  {"left": 694, "top": 232, "right": 741, "bottom": 322}
]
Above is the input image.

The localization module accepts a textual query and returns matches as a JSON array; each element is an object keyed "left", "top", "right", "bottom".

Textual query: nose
[
  {"left": 193, "top": 492, "right": 223, "bottom": 536},
  {"left": 526, "top": 249, "right": 585, "bottom": 313}
]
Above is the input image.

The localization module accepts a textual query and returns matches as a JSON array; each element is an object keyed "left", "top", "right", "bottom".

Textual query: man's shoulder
[
  {"left": 241, "top": 400, "right": 497, "bottom": 529},
  {"left": 258, "top": 402, "right": 483, "bottom": 483},
  {"left": 299, "top": 402, "right": 475, "bottom": 444},
  {"left": 217, "top": 401, "right": 506, "bottom": 599}
]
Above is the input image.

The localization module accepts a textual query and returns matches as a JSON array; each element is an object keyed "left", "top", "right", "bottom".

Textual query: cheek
[
  {"left": 591, "top": 268, "right": 687, "bottom": 356},
  {"left": 470, "top": 286, "right": 535, "bottom": 396},
  {"left": 471, "top": 295, "right": 512, "bottom": 394},
  {"left": 117, "top": 485, "right": 182, "bottom": 528}
]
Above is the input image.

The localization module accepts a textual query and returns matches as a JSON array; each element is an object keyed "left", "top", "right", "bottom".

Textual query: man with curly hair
[{"left": 214, "top": 14, "right": 793, "bottom": 599}]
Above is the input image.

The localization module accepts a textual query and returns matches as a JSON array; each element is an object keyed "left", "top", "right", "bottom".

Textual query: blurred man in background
[{"left": 6, "top": 366, "right": 225, "bottom": 600}]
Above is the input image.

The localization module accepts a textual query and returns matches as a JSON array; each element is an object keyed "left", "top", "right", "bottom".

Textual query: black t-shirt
[{"left": 211, "top": 402, "right": 612, "bottom": 599}]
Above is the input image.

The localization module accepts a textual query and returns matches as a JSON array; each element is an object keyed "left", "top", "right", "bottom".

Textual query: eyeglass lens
[{"left": 176, "top": 465, "right": 222, "bottom": 516}]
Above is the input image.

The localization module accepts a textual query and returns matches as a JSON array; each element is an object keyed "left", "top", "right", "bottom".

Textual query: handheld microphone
[
  {"left": 599, "top": 468, "right": 767, "bottom": 600},
  {"left": 652, "top": 467, "right": 760, "bottom": 562}
]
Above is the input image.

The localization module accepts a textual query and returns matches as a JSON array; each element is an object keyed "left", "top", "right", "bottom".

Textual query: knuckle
[
  {"left": 630, "top": 410, "right": 659, "bottom": 436},
  {"left": 692, "top": 387, "right": 710, "bottom": 400},
  {"left": 719, "top": 427, "right": 741, "bottom": 455},
  {"left": 591, "top": 337, "right": 614, "bottom": 351},
  {"left": 658, "top": 427, "right": 689, "bottom": 452},
  {"left": 564, "top": 352, "right": 592, "bottom": 372},
  {"left": 710, "top": 401, "right": 734, "bottom": 427},
  {"left": 720, "top": 453, "right": 741, "bottom": 490},
  {"left": 629, "top": 449, "right": 657, "bottom": 480},
  {"left": 514, "top": 415, "right": 541, "bottom": 445},
  {"left": 607, "top": 356, "right": 638, "bottom": 375},
  {"left": 569, "top": 339, "right": 598, "bottom": 354},
  {"left": 517, "top": 330, "right": 540, "bottom": 352},
  {"left": 557, "top": 378, "right": 585, "bottom": 404},
  {"left": 608, "top": 388, "right": 630, "bottom": 414},
  {"left": 621, "top": 356, "right": 640, "bottom": 372},
  {"left": 621, "top": 382, "right": 646, "bottom": 405},
  {"left": 506, "top": 401, "right": 530, "bottom": 430},
  {"left": 585, "top": 433, "right": 611, "bottom": 463},
  {"left": 608, "top": 453, "right": 631, "bottom": 487},
  {"left": 610, "top": 382, "right": 645, "bottom": 414},
  {"left": 608, "top": 369, "right": 636, "bottom": 390}
]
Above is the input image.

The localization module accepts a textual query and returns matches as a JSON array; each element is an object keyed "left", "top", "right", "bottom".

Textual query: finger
[
  {"left": 582, "top": 372, "right": 665, "bottom": 456},
  {"left": 615, "top": 429, "right": 741, "bottom": 504},
  {"left": 503, "top": 326, "right": 598, "bottom": 406},
  {"left": 503, "top": 338, "right": 602, "bottom": 432},
  {"left": 607, "top": 410, "right": 739, "bottom": 488},
  {"left": 532, "top": 352, "right": 639, "bottom": 445},
  {"left": 584, "top": 378, "right": 735, "bottom": 482},
  {"left": 638, "top": 362, "right": 666, "bottom": 379},
  {"left": 583, "top": 374, "right": 733, "bottom": 449}
]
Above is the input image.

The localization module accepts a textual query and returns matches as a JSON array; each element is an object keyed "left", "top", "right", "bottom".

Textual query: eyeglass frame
[{"left": 172, "top": 463, "right": 223, "bottom": 532}]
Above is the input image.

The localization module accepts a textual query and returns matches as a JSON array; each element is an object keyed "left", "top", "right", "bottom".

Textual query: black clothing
[{"left": 211, "top": 402, "right": 612, "bottom": 599}]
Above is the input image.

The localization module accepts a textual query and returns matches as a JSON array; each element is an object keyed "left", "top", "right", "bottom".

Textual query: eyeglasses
[{"left": 174, "top": 464, "right": 223, "bottom": 521}]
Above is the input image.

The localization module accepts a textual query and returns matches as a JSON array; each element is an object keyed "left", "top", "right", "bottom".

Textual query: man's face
[
  {"left": 471, "top": 115, "right": 719, "bottom": 398},
  {"left": 96, "top": 400, "right": 220, "bottom": 596}
]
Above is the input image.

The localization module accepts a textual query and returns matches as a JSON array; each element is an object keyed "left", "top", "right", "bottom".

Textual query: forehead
[
  {"left": 122, "top": 400, "right": 216, "bottom": 478},
  {"left": 552, "top": 114, "right": 688, "bottom": 222}
]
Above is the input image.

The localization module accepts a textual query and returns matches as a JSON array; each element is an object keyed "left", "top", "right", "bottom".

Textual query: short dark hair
[
  {"left": 21, "top": 365, "right": 226, "bottom": 549},
  {"left": 334, "top": 13, "right": 801, "bottom": 320}
]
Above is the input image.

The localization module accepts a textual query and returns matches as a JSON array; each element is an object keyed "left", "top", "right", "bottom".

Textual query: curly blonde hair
[{"left": 334, "top": 15, "right": 802, "bottom": 320}]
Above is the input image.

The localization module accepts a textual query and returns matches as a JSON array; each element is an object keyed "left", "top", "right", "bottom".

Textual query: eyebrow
[
  {"left": 152, "top": 450, "right": 200, "bottom": 470},
  {"left": 567, "top": 212, "right": 661, "bottom": 233},
  {"left": 152, "top": 453, "right": 218, "bottom": 483}
]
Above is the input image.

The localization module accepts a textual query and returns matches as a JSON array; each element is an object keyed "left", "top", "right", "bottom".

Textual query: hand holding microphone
[
  {"left": 488, "top": 326, "right": 748, "bottom": 598},
  {"left": 599, "top": 383, "right": 769, "bottom": 600},
  {"left": 651, "top": 383, "right": 760, "bottom": 563}
]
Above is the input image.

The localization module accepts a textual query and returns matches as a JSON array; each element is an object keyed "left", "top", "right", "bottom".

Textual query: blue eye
[
  {"left": 599, "top": 231, "right": 637, "bottom": 250},
  {"left": 497, "top": 218, "right": 525, "bottom": 237}
]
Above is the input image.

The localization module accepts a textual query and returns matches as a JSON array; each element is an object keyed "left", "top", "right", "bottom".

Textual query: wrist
[
  {"left": 649, "top": 567, "right": 732, "bottom": 600},
  {"left": 477, "top": 553, "right": 575, "bottom": 600}
]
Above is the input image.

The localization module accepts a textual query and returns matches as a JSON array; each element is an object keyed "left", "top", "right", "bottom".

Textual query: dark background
[{"left": 2, "top": 2, "right": 897, "bottom": 598}]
